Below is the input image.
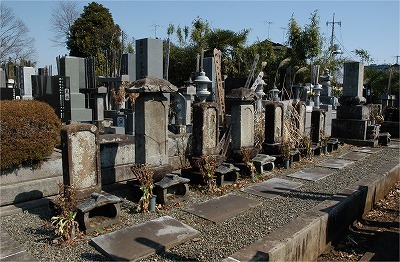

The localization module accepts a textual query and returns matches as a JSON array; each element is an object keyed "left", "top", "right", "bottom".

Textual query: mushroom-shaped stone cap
[
  {"left": 125, "top": 76, "right": 178, "bottom": 93},
  {"left": 226, "top": 87, "right": 255, "bottom": 101},
  {"left": 194, "top": 71, "right": 212, "bottom": 84}
]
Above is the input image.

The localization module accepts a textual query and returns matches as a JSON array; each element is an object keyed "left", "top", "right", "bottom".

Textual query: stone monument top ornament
[
  {"left": 226, "top": 87, "right": 255, "bottom": 102},
  {"left": 125, "top": 76, "right": 178, "bottom": 93}
]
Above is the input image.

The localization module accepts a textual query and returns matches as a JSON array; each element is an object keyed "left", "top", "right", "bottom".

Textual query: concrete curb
[{"left": 225, "top": 160, "right": 400, "bottom": 261}]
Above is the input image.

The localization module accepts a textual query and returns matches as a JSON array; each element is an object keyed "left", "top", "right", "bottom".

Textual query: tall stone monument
[
  {"left": 17, "top": 66, "right": 35, "bottom": 100},
  {"left": 332, "top": 62, "right": 378, "bottom": 146},
  {"left": 59, "top": 56, "right": 92, "bottom": 122},
  {"left": 126, "top": 77, "right": 177, "bottom": 168}
]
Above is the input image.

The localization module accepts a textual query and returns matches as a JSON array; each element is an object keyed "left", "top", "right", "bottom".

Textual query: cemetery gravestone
[
  {"left": 61, "top": 123, "right": 101, "bottom": 199},
  {"left": 18, "top": 66, "right": 35, "bottom": 100},
  {"left": 263, "top": 101, "right": 284, "bottom": 154},
  {"left": 121, "top": 53, "right": 136, "bottom": 81},
  {"left": 128, "top": 76, "right": 177, "bottom": 166},
  {"left": 192, "top": 102, "right": 220, "bottom": 156},
  {"left": 332, "top": 62, "right": 377, "bottom": 146},
  {"left": 136, "top": 38, "right": 163, "bottom": 79},
  {"left": 226, "top": 88, "right": 255, "bottom": 150},
  {"left": 59, "top": 56, "right": 92, "bottom": 122}
]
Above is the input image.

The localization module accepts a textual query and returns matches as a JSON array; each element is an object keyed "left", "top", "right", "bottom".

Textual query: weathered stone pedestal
[{"left": 127, "top": 77, "right": 177, "bottom": 177}]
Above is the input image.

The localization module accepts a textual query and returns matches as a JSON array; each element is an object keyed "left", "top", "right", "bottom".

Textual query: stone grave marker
[
  {"left": 127, "top": 76, "right": 177, "bottom": 166},
  {"left": 192, "top": 102, "right": 220, "bottom": 156},
  {"left": 58, "top": 56, "right": 92, "bottom": 122},
  {"left": 61, "top": 123, "right": 101, "bottom": 199}
]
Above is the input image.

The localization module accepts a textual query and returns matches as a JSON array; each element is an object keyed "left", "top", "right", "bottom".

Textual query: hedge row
[{"left": 0, "top": 100, "right": 62, "bottom": 170}]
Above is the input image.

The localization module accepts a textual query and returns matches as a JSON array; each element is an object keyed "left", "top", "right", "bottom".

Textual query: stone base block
[
  {"left": 332, "top": 119, "right": 368, "bottom": 140},
  {"left": 336, "top": 105, "right": 369, "bottom": 120},
  {"left": 380, "top": 121, "right": 399, "bottom": 138},
  {"left": 262, "top": 143, "right": 281, "bottom": 155},
  {"left": 336, "top": 138, "right": 378, "bottom": 147},
  {"left": 378, "top": 132, "right": 391, "bottom": 146}
]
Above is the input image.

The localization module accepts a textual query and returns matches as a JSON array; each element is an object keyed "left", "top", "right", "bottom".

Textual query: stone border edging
[{"left": 225, "top": 160, "right": 400, "bottom": 261}]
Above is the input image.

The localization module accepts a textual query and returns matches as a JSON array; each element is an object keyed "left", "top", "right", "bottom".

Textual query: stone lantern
[
  {"left": 270, "top": 86, "right": 280, "bottom": 102},
  {"left": 194, "top": 71, "right": 211, "bottom": 103},
  {"left": 313, "top": 84, "right": 322, "bottom": 109},
  {"left": 255, "top": 81, "right": 266, "bottom": 112}
]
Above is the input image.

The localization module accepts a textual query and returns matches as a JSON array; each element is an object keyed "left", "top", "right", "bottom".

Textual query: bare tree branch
[
  {"left": 0, "top": 3, "right": 36, "bottom": 64},
  {"left": 49, "top": 1, "right": 80, "bottom": 47}
]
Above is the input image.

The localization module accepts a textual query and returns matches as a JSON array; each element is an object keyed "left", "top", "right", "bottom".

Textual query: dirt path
[{"left": 318, "top": 181, "right": 400, "bottom": 261}]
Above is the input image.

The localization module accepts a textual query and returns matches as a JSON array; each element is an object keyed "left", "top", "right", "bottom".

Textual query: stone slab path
[
  {"left": 287, "top": 168, "right": 334, "bottom": 181},
  {"left": 338, "top": 151, "right": 369, "bottom": 161},
  {"left": 0, "top": 228, "right": 34, "bottom": 261},
  {"left": 184, "top": 194, "right": 261, "bottom": 223},
  {"left": 316, "top": 158, "right": 354, "bottom": 169},
  {"left": 90, "top": 216, "right": 199, "bottom": 261},
  {"left": 353, "top": 147, "right": 383, "bottom": 154},
  {"left": 242, "top": 178, "right": 302, "bottom": 199}
]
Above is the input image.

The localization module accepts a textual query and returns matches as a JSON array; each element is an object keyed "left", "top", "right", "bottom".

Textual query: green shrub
[{"left": 0, "top": 100, "right": 62, "bottom": 170}]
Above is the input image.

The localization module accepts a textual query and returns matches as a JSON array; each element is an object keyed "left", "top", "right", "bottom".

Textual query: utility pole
[{"left": 326, "top": 13, "right": 341, "bottom": 52}]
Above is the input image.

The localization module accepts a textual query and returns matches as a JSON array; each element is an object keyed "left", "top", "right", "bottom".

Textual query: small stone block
[
  {"left": 90, "top": 216, "right": 199, "bottom": 261},
  {"left": 76, "top": 192, "right": 121, "bottom": 233},
  {"left": 215, "top": 163, "right": 240, "bottom": 186},
  {"left": 311, "top": 143, "right": 321, "bottom": 156},
  {"left": 154, "top": 174, "right": 190, "bottom": 204},
  {"left": 378, "top": 132, "right": 391, "bottom": 146},
  {"left": 252, "top": 154, "right": 276, "bottom": 173}
]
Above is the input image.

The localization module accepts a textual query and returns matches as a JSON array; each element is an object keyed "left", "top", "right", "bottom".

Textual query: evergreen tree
[{"left": 67, "top": 2, "right": 121, "bottom": 76}]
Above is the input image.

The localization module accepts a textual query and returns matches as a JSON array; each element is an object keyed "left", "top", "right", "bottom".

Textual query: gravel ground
[{"left": 1, "top": 143, "right": 399, "bottom": 261}]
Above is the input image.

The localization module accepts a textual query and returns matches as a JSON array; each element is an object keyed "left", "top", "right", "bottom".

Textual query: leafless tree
[
  {"left": 0, "top": 3, "right": 36, "bottom": 64},
  {"left": 49, "top": 1, "right": 80, "bottom": 47}
]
